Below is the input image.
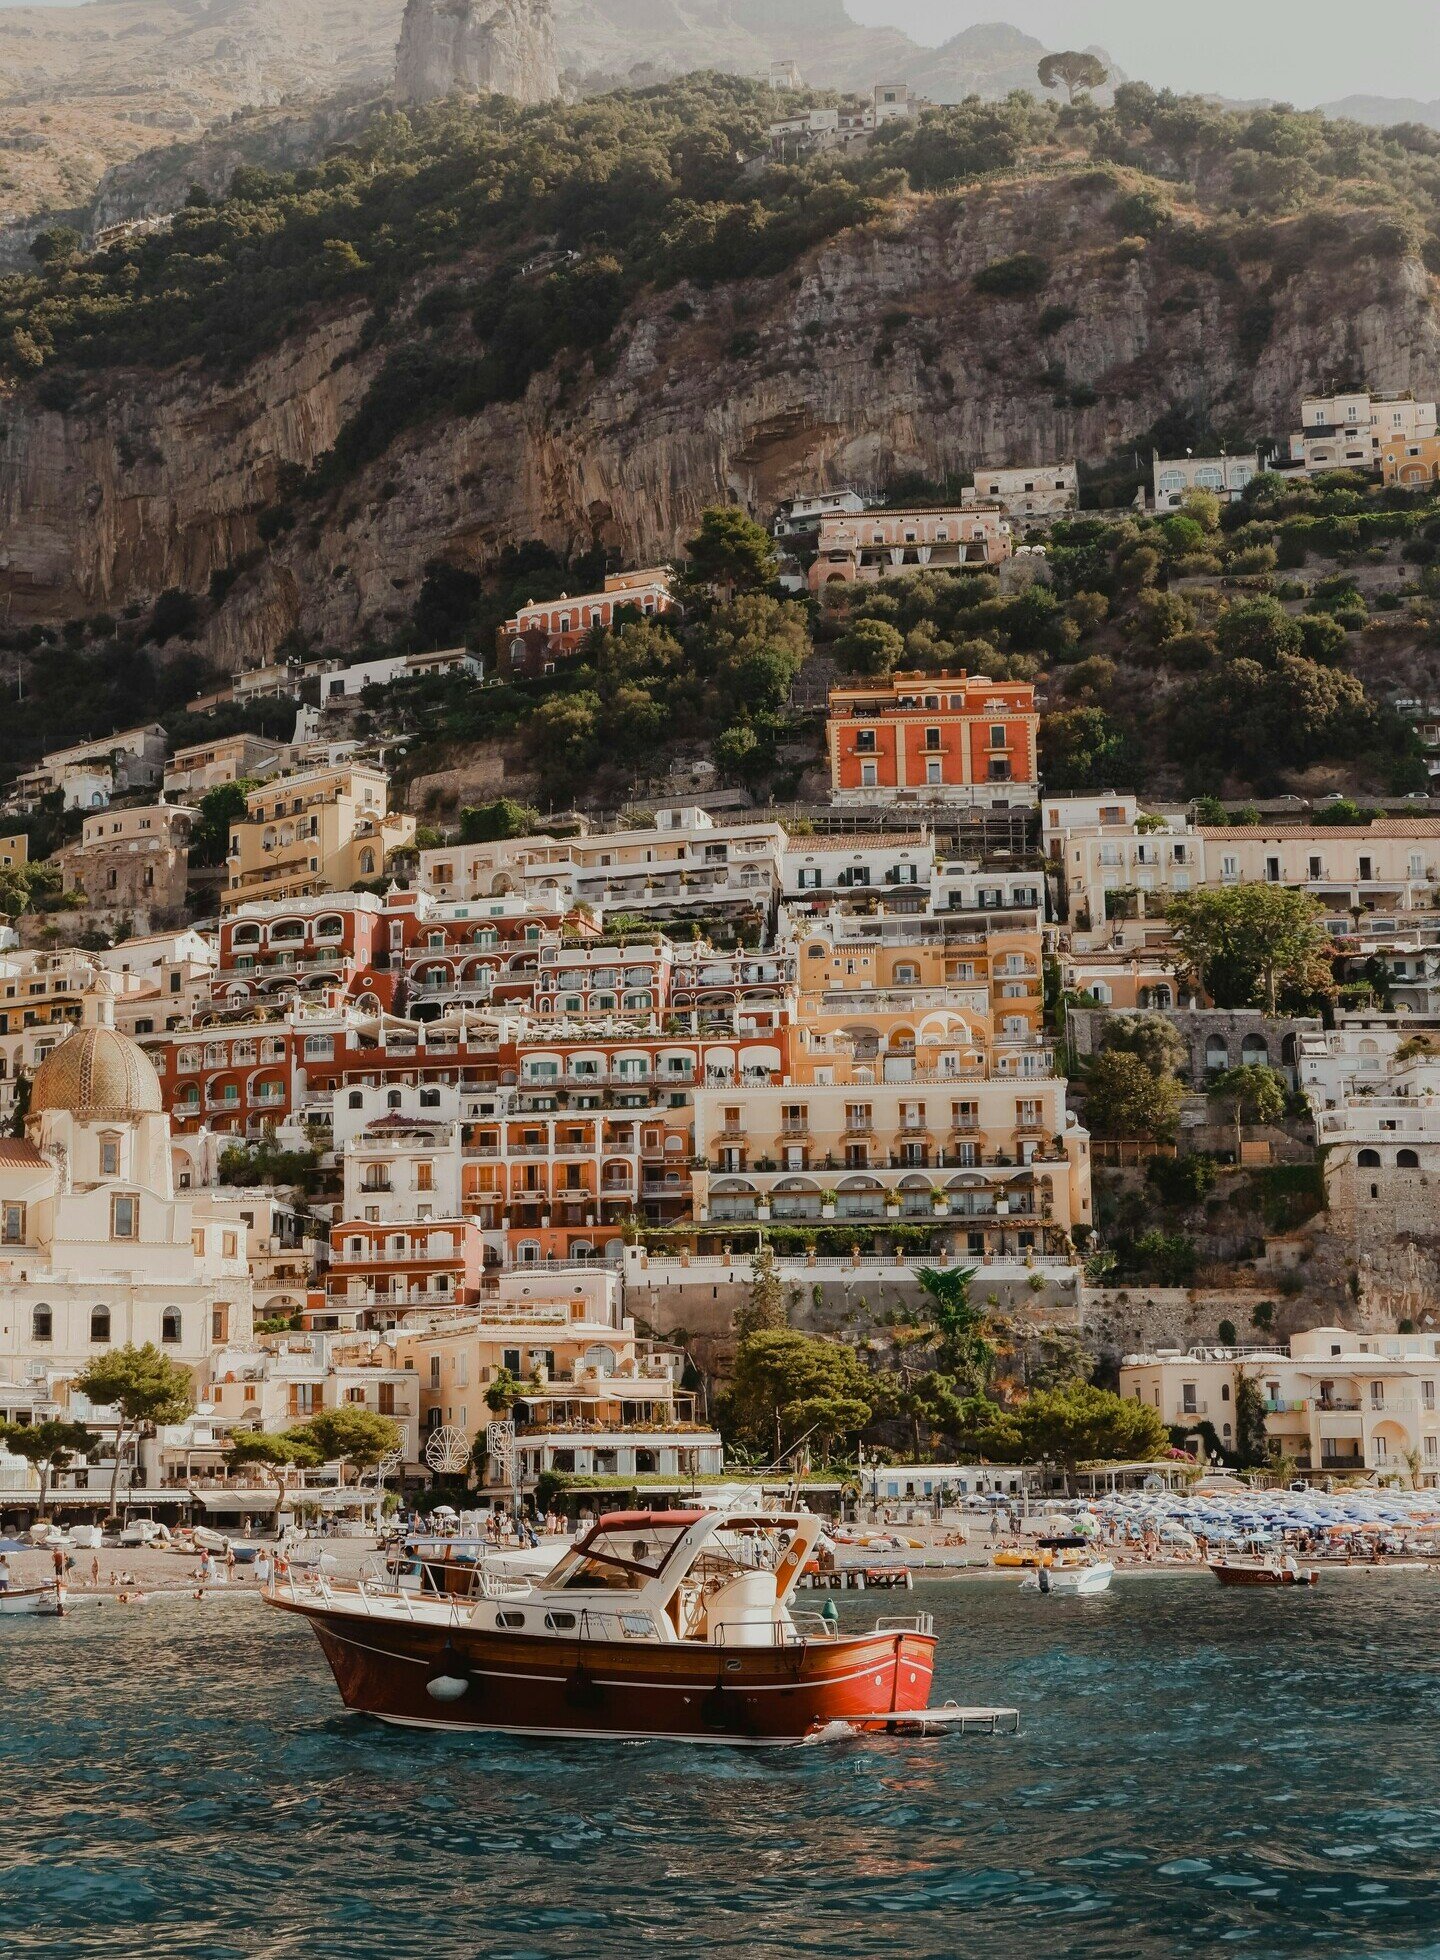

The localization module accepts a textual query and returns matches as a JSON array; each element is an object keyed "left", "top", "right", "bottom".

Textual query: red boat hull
[{"left": 271, "top": 1595, "right": 937, "bottom": 1744}]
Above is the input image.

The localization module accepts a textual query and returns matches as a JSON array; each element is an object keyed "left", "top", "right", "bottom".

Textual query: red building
[
  {"left": 499, "top": 570, "right": 677, "bottom": 675},
  {"left": 826, "top": 669, "right": 1038, "bottom": 809},
  {"left": 326, "top": 1216, "right": 487, "bottom": 1326},
  {"left": 215, "top": 890, "right": 590, "bottom": 1021},
  {"left": 215, "top": 894, "right": 396, "bottom": 1011}
]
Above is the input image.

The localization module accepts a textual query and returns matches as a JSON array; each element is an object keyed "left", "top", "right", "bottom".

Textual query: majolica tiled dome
[{"left": 31, "top": 1025, "right": 163, "bottom": 1119}]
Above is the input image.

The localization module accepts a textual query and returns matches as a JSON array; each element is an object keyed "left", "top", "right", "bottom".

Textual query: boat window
[
  {"left": 543, "top": 1611, "right": 576, "bottom": 1631},
  {"left": 497, "top": 1610, "right": 526, "bottom": 1628},
  {"left": 552, "top": 1524, "right": 690, "bottom": 1592}
]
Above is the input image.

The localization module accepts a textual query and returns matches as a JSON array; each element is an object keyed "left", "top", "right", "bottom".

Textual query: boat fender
[
  {"left": 425, "top": 1674, "right": 470, "bottom": 1703},
  {"left": 1038, "top": 1566, "right": 1051, "bottom": 1594},
  {"left": 565, "top": 1664, "right": 603, "bottom": 1711},
  {"left": 702, "top": 1683, "right": 732, "bottom": 1731}
]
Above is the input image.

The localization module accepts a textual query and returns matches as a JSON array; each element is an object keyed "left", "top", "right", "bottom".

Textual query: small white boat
[
  {"left": 1019, "top": 1537, "right": 1115, "bottom": 1596},
  {"left": 0, "top": 1581, "right": 66, "bottom": 1617}
]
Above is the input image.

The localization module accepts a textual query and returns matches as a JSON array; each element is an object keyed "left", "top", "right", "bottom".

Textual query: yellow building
[
  {"left": 223, "top": 764, "right": 415, "bottom": 913},
  {"left": 0, "top": 833, "right": 28, "bottom": 873},
  {"left": 392, "top": 1270, "right": 724, "bottom": 1483},
  {"left": 793, "top": 911, "right": 1044, "bottom": 1040},
  {"left": 163, "top": 734, "right": 288, "bottom": 800},
  {"left": 691, "top": 1011, "right": 1089, "bottom": 1257},
  {"left": 1381, "top": 432, "right": 1440, "bottom": 489}
]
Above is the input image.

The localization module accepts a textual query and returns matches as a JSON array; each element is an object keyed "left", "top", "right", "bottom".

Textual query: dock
[{"left": 799, "top": 1567, "right": 914, "bottom": 1590}]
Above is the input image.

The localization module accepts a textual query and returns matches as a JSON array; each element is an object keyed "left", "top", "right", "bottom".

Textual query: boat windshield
[{"left": 551, "top": 1525, "right": 691, "bottom": 1592}]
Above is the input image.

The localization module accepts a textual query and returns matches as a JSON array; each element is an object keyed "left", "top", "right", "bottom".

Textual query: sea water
[{"left": 3, "top": 1572, "right": 1440, "bottom": 1958}]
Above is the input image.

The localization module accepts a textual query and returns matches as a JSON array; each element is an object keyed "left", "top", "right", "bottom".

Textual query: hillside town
[
  {"left": 1, "top": 375, "right": 1439, "bottom": 1535},
  {"left": 9, "top": 18, "right": 1440, "bottom": 1941}
]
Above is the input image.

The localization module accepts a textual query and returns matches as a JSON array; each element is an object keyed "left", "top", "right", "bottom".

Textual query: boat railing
[
  {"left": 787, "top": 1610, "right": 840, "bottom": 1641},
  {"left": 710, "top": 1620, "right": 801, "bottom": 1647},
  {"left": 474, "top": 1565, "right": 535, "bottom": 1601},
  {"left": 874, "top": 1612, "right": 935, "bottom": 1637},
  {"left": 574, "top": 1606, "right": 663, "bottom": 1643}
]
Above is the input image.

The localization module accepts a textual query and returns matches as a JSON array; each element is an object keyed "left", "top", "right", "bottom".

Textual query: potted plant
[
  {"left": 821, "top": 1190, "right": 838, "bottom": 1219},
  {"left": 931, "top": 1188, "right": 950, "bottom": 1216}
]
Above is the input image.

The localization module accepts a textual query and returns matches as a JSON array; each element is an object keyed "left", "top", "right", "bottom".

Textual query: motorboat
[
  {"left": 267, "top": 1508, "right": 979, "bottom": 1747},
  {"left": 118, "top": 1519, "right": 171, "bottom": 1549},
  {"left": 1209, "top": 1555, "right": 1319, "bottom": 1588},
  {"left": 0, "top": 1580, "right": 66, "bottom": 1616},
  {"left": 1018, "top": 1537, "right": 1115, "bottom": 1596}
]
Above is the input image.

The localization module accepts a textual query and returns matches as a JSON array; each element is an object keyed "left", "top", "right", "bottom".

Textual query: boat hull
[
  {"left": 1020, "top": 1562, "right": 1114, "bottom": 1595},
  {"left": 1208, "top": 1560, "right": 1318, "bottom": 1588},
  {"left": 0, "top": 1584, "right": 64, "bottom": 1617},
  {"left": 270, "top": 1594, "right": 937, "bottom": 1745}
]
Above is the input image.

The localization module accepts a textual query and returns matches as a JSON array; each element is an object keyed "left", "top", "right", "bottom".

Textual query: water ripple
[{"left": 4, "top": 1577, "right": 1440, "bottom": 1956}]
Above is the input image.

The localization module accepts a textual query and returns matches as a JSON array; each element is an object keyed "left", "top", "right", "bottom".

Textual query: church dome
[{"left": 31, "top": 1024, "right": 164, "bottom": 1120}]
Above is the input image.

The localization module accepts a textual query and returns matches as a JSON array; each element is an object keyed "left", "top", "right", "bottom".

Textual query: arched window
[
  {"left": 1397, "top": 1148, "right": 1420, "bottom": 1168},
  {"left": 161, "top": 1308, "right": 181, "bottom": 1345},
  {"left": 348, "top": 1090, "right": 364, "bottom": 1109},
  {"left": 1240, "top": 1033, "right": 1269, "bottom": 1066},
  {"left": 420, "top": 1088, "right": 440, "bottom": 1108},
  {"left": 90, "top": 1306, "right": 111, "bottom": 1343},
  {"left": 1357, "top": 1148, "right": 1381, "bottom": 1167},
  {"left": 32, "top": 1304, "right": 52, "bottom": 1342},
  {"left": 387, "top": 1089, "right": 402, "bottom": 1109},
  {"left": 359, "top": 849, "right": 376, "bottom": 876}
]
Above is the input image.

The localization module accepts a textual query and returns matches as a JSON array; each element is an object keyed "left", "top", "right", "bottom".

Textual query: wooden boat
[
  {"left": 0, "top": 1581, "right": 65, "bottom": 1617},
  {"left": 268, "top": 1508, "right": 962, "bottom": 1747},
  {"left": 1209, "top": 1557, "right": 1319, "bottom": 1588}
]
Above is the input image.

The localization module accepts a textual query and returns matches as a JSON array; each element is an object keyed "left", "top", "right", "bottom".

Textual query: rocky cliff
[
  {"left": 394, "top": 0, "right": 559, "bottom": 104},
  {"left": 2, "top": 178, "right": 1437, "bottom": 666},
  {"left": 0, "top": 0, "right": 407, "bottom": 226},
  {"left": 0, "top": 0, "right": 1096, "bottom": 234}
]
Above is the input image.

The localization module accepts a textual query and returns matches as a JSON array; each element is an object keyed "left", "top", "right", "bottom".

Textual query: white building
[
  {"left": 9, "top": 724, "right": 168, "bottom": 813},
  {"left": 782, "top": 831, "right": 937, "bottom": 910},
  {"left": 962, "top": 462, "right": 1077, "bottom": 520},
  {"left": 772, "top": 489, "right": 870, "bottom": 538},
  {"left": 1122, "top": 1328, "right": 1440, "bottom": 1481},
  {"left": 319, "top": 649, "right": 482, "bottom": 701},
  {"left": 1152, "top": 452, "right": 1262, "bottom": 510},
  {"left": 0, "top": 980, "right": 253, "bottom": 1390},
  {"left": 417, "top": 807, "right": 785, "bottom": 923},
  {"left": 1288, "top": 390, "right": 1438, "bottom": 476}
]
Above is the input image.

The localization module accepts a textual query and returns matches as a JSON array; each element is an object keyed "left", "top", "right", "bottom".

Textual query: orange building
[
  {"left": 1381, "top": 433, "right": 1440, "bottom": 489},
  {"left": 826, "top": 670, "right": 1039, "bottom": 809}
]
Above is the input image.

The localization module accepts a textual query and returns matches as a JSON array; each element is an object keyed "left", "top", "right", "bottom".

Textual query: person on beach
[
  {"left": 90, "top": 1554, "right": 100, "bottom": 1587},
  {"left": 0, "top": 1553, "right": 10, "bottom": 1592}
]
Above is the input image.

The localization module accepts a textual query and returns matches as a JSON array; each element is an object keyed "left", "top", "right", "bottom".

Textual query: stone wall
[
  {"left": 1080, "top": 1281, "right": 1374, "bottom": 1365},
  {"left": 1068, "top": 1005, "right": 1320, "bottom": 1089},
  {"left": 622, "top": 1251, "right": 1081, "bottom": 1370}
]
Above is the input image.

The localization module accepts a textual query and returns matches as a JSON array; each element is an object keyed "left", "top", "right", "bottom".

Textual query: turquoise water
[{"left": 4, "top": 1573, "right": 1440, "bottom": 1958}]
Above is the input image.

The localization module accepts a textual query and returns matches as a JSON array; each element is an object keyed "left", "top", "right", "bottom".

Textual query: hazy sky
[{"left": 848, "top": 1, "right": 1440, "bottom": 106}]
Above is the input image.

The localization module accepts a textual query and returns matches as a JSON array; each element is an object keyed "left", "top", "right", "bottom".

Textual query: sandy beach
[{"left": 2, "top": 1536, "right": 378, "bottom": 1601}]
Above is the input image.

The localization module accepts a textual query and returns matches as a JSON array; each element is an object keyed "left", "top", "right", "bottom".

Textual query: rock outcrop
[
  {"left": 394, "top": 0, "right": 558, "bottom": 104},
  {"left": 2, "top": 182, "right": 1437, "bottom": 666}
]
